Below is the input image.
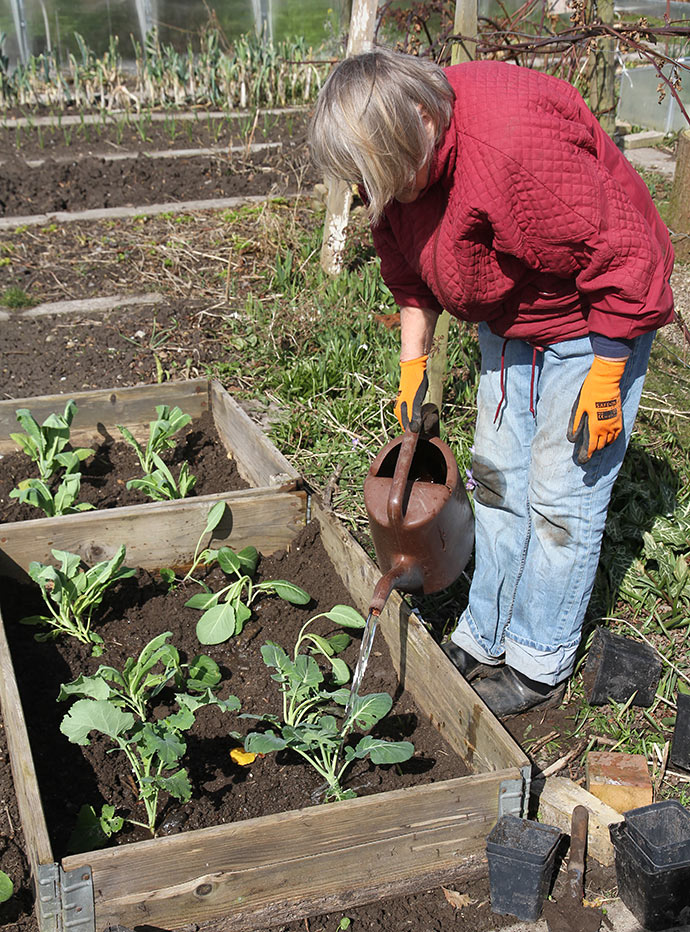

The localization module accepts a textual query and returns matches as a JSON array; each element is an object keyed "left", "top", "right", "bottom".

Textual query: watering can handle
[{"left": 387, "top": 426, "right": 420, "bottom": 526}]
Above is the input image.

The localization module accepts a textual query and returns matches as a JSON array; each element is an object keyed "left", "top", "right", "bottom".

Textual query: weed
[{"left": 1, "top": 285, "right": 34, "bottom": 308}]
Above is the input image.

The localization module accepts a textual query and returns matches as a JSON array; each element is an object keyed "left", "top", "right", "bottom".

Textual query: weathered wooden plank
[
  {"left": 210, "top": 380, "right": 298, "bottom": 488},
  {"left": 0, "top": 606, "right": 53, "bottom": 877},
  {"left": 0, "top": 379, "right": 209, "bottom": 453},
  {"left": 0, "top": 488, "right": 307, "bottom": 578},
  {"left": 62, "top": 769, "right": 512, "bottom": 931},
  {"left": 312, "top": 501, "right": 529, "bottom": 775},
  {"left": 194, "top": 857, "right": 488, "bottom": 932}
]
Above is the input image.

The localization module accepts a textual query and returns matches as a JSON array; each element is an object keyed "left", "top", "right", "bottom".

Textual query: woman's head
[{"left": 309, "top": 48, "right": 454, "bottom": 223}]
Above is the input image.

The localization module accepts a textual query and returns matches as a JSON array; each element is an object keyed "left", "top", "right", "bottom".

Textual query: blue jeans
[{"left": 450, "top": 323, "right": 655, "bottom": 684}]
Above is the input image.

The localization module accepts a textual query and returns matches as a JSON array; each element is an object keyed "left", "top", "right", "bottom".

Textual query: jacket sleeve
[
  {"left": 571, "top": 118, "right": 674, "bottom": 339},
  {"left": 372, "top": 213, "right": 443, "bottom": 313}
]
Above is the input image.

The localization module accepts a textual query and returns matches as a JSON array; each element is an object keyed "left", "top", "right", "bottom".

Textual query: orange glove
[
  {"left": 394, "top": 355, "right": 428, "bottom": 430},
  {"left": 567, "top": 356, "right": 628, "bottom": 464}
]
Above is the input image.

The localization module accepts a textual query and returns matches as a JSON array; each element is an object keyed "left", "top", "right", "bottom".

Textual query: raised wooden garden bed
[
  {"left": 0, "top": 380, "right": 529, "bottom": 932},
  {"left": 0, "top": 378, "right": 303, "bottom": 576}
]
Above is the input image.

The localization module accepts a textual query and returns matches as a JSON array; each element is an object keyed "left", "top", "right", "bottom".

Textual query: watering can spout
[{"left": 368, "top": 558, "right": 424, "bottom": 616}]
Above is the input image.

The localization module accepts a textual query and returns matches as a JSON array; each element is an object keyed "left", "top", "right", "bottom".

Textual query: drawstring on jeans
[
  {"left": 493, "top": 341, "right": 543, "bottom": 423},
  {"left": 529, "top": 345, "right": 538, "bottom": 418},
  {"left": 493, "top": 339, "right": 510, "bottom": 424}
]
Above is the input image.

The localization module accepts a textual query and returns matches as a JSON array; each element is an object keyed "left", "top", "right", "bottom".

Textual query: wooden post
[
  {"left": 669, "top": 129, "right": 690, "bottom": 234},
  {"left": 589, "top": 0, "right": 616, "bottom": 135},
  {"left": 319, "top": 0, "right": 377, "bottom": 275},
  {"left": 427, "top": 0, "right": 477, "bottom": 411}
]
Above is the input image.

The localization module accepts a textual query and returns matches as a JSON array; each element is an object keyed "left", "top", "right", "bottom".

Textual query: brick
[
  {"left": 621, "top": 130, "right": 666, "bottom": 150},
  {"left": 533, "top": 775, "right": 623, "bottom": 866},
  {"left": 586, "top": 751, "right": 653, "bottom": 813}
]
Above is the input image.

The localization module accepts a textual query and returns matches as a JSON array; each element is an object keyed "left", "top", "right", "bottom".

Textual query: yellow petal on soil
[{"left": 230, "top": 748, "right": 256, "bottom": 766}]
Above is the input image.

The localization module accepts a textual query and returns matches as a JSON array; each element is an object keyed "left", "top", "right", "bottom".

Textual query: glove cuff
[
  {"left": 400, "top": 354, "right": 429, "bottom": 371},
  {"left": 591, "top": 355, "right": 627, "bottom": 377}
]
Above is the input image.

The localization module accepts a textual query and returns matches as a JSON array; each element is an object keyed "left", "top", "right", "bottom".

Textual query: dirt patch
[
  {"left": 0, "top": 111, "right": 316, "bottom": 217},
  {"left": 1, "top": 110, "right": 306, "bottom": 162},
  {"left": 0, "top": 408, "right": 249, "bottom": 524}
]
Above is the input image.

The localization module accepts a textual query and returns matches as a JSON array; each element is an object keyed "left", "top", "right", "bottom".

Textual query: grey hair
[{"left": 309, "top": 48, "right": 454, "bottom": 224}]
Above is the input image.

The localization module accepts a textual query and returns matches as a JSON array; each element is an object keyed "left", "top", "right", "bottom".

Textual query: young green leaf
[
  {"left": 352, "top": 736, "right": 414, "bottom": 764},
  {"left": 268, "top": 580, "right": 311, "bottom": 604},
  {"left": 196, "top": 602, "right": 237, "bottom": 644},
  {"left": 60, "top": 698, "right": 134, "bottom": 746},
  {"left": 324, "top": 605, "right": 366, "bottom": 628},
  {"left": 0, "top": 870, "right": 13, "bottom": 905}
]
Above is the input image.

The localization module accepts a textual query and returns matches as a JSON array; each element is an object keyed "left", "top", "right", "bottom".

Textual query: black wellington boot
[
  {"left": 473, "top": 665, "right": 567, "bottom": 717},
  {"left": 441, "top": 641, "right": 501, "bottom": 682}
]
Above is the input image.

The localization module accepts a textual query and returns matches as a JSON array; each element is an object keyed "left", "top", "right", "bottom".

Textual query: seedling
[
  {"left": 22, "top": 545, "right": 135, "bottom": 654},
  {"left": 59, "top": 632, "right": 240, "bottom": 834},
  {"left": 11, "top": 399, "right": 93, "bottom": 481},
  {"left": 126, "top": 452, "right": 196, "bottom": 501},
  {"left": 67, "top": 803, "right": 124, "bottom": 853},
  {"left": 243, "top": 605, "right": 414, "bottom": 801},
  {"left": 9, "top": 472, "right": 94, "bottom": 517},
  {"left": 117, "top": 404, "right": 191, "bottom": 475},
  {"left": 185, "top": 542, "right": 310, "bottom": 645}
]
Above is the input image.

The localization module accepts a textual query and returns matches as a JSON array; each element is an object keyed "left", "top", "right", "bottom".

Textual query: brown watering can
[{"left": 364, "top": 405, "right": 475, "bottom": 615}]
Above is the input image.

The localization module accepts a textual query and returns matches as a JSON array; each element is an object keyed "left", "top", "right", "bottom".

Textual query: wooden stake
[{"left": 319, "top": 0, "right": 377, "bottom": 275}]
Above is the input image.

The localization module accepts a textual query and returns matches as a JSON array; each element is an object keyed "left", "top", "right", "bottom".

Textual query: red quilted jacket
[{"left": 372, "top": 61, "right": 674, "bottom": 344}]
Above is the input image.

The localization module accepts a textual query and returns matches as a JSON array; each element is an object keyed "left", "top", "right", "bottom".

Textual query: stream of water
[{"left": 343, "top": 607, "right": 381, "bottom": 729}]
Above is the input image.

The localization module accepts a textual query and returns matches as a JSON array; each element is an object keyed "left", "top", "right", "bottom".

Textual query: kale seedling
[
  {"left": 59, "top": 631, "right": 240, "bottom": 834},
  {"left": 10, "top": 472, "right": 95, "bottom": 517},
  {"left": 22, "top": 545, "right": 135, "bottom": 654},
  {"left": 185, "top": 542, "right": 310, "bottom": 645},
  {"left": 11, "top": 399, "right": 93, "bottom": 481},
  {"left": 243, "top": 605, "right": 414, "bottom": 801},
  {"left": 67, "top": 803, "right": 124, "bottom": 853},
  {"left": 163, "top": 502, "right": 311, "bottom": 644},
  {"left": 126, "top": 452, "right": 196, "bottom": 501},
  {"left": 117, "top": 404, "right": 191, "bottom": 474}
]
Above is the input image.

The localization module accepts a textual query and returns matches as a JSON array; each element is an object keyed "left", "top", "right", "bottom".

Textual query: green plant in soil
[
  {"left": 117, "top": 404, "right": 191, "bottom": 474},
  {"left": 10, "top": 399, "right": 93, "bottom": 481},
  {"left": 242, "top": 605, "right": 414, "bottom": 802},
  {"left": 9, "top": 472, "right": 94, "bottom": 517},
  {"left": 22, "top": 545, "right": 135, "bottom": 655},
  {"left": 67, "top": 803, "right": 124, "bottom": 854},
  {"left": 0, "top": 285, "right": 33, "bottom": 309},
  {"left": 126, "top": 452, "right": 196, "bottom": 502},
  {"left": 185, "top": 541, "right": 311, "bottom": 645},
  {"left": 59, "top": 631, "right": 240, "bottom": 834}
]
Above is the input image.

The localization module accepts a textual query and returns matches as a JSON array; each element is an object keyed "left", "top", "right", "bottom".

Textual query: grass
[{"left": 1, "top": 285, "right": 34, "bottom": 309}]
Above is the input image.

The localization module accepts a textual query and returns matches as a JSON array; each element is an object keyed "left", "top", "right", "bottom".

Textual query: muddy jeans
[{"left": 449, "top": 323, "right": 655, "bottom": 685}]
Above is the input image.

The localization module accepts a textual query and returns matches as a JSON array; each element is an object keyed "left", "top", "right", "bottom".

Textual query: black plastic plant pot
[
  {"left": 671, "top": 692, "right": 690, "bottom": 771},
  {"left": 610, "top": 816, "right": 690, "bottom": 931},
  {"left": 582, "top": 627, "right": 662, "bottom": 707},
  {"left": 486, "top": 815, "right": 561, "bottom": 922},
  {"left": 624, "top": 800, "right": 690, "bottom": 867}
]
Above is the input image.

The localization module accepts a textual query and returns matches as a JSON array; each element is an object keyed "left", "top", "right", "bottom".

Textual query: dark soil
[
  {"left": 1, "top": 110, "right": 305, "bottom": 161},
  {"left": 0, "top": 298, "right": 234, "bottom": 397},
  {"left": 0, "top": 111, "right": 317, "bottom": 216},
  {"left": 0, "top": 409, "right": 249, "bottom": 524}
]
